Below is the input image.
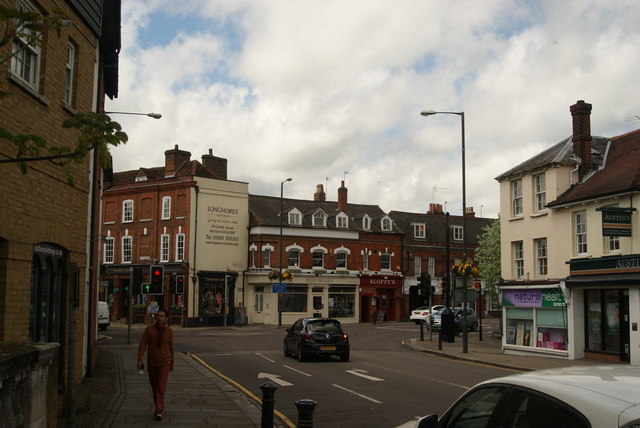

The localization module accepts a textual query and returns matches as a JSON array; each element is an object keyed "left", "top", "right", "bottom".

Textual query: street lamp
[
  {"left": 420, "top": 109, "right": 469, "bottom": 353},
  {"left": 105, "top": 111, "right": 162, "bottom": 119},
  {"left": 278, "top": 177, "right": 293, "bottom": 327}
]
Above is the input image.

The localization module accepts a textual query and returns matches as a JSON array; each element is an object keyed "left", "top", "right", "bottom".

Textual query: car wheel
[
  {"left": 297, "top": 345, "right": 306, "bottom": 362},
  {"left": 340, "top": 351, "right": 350, "bottom": 362},
  {"left": 283, "top": 341, "right": 289, "bottom": 357},
  {"left": 471, "top": 322, "right": 478, "bottom": 332}
]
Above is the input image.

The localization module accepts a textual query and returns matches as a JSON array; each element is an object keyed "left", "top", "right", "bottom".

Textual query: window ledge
[
  {"left": 529, "top": 211, "right": 548, "bottom": 218},
  {"left": 508, "top": 216, "right": 524, "bottom": 222},
  {"left": 7, "top": 71, "right": 49, "bottom": 106}
]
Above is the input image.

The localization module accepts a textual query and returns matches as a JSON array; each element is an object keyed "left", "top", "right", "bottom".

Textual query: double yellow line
[{"left": 187, "top": 352, "right": 296, "bottom": 428}]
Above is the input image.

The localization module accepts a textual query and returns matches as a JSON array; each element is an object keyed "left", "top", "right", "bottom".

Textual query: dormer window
[
  {"left": 313, "top": 210, "right": 327, "bottom": 227},
  {"left": 362, "top": 215, "right": 371, "bottom": 230},
  {"left": 336, "top": 212, "right": 348, "bottom": 228},
  {"left": 288, "top": 208, "right": 302, "bottom": 226},
  {"left": 412, "top": 223, "right": 425, "bottom": 238},
  {"left": 381, "top": 216, "right": 392, "bottom": 231}
]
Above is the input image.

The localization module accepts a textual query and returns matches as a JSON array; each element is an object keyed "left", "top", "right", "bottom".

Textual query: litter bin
[{"left": 440, "top": 308, "right": 455, "bottom": 343}]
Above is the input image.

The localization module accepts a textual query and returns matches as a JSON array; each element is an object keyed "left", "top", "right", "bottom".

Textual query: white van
[{"left": 98, "top": 301, "right": 110, "bottom": 331}]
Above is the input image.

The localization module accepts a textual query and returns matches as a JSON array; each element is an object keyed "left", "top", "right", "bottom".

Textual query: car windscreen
[{"left": 307, "top": 321, "right": 342, "bottom": 333}]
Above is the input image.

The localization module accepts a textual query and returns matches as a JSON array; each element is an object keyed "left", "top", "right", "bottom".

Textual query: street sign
[
  {"left": 272, "top": 282, "right": 287, "bottom": 293},
  {"left": 454, "top": 289, "right": 478, "bottom": 303}
]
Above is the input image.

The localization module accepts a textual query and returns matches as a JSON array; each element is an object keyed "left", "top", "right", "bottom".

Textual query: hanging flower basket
[
  {"left": 451, "top": 259, "right": 479, "bottom": 278},
  {"left": 267, "top": 269, "right": 293, "bottom": 282}
]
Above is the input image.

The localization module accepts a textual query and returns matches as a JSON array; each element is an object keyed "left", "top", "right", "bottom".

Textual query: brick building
[
  {"left": 101, "top": 145, "right": 249, "bottom": 327},
  {"left": 389, "top": 204, "right": 494, "bottom": 315},
  {"left": 0, "top": 0, "right": 121, "bottom": 425},
  {"left": 246, "top": 181, "right": 404, "bottom": 325}
]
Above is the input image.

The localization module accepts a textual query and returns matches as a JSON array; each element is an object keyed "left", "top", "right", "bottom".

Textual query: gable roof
[
  {"left": 548, "top": 129, "right": 640, "bottom": 207},
  {"left": 249, "top": 194, "right": 402, "bottom": 234},
  {"left": 495, "top": 136, "right": 609, "bottom": 182},
  {"left": 109, "top": 160, "right": 221, "bottom": 186},
  {"left": 388, "top": 210, "right": 493, "bottom": 245}
]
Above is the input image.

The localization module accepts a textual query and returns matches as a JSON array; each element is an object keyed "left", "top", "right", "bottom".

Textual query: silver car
[{"left": 417, "top": 365, "right": 640, "bottom": 428}]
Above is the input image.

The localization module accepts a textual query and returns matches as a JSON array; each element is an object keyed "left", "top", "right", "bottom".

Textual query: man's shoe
[{"left": 155, "top": 413, "right": 162, "bottom": 421}]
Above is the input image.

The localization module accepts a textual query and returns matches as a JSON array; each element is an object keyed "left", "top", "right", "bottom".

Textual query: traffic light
[
  {"left": 417, "top": 273, "right": 430, "bottom": 296},
  {"left": 146, "top": 265, "right": 164, "bottom": 295},
  {"left": 175, "top": 276, "right": 184, "bottom": 294}
]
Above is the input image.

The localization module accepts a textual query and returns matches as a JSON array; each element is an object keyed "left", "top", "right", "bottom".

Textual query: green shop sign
[
  {"left": 569, "top": 254, "right": 640, "bottom": 276},
  {"left": 597, "top": 207, "right": 635, "bottom": 237}
]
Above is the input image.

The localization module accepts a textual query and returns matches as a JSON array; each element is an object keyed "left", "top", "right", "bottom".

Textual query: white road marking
[
  {"left": 283, "top": 365, "right": 312, "bottom": 376},
  {"left": 332, "top": 384, "right": 382, "bottom": 404},
  {"left": 345, "top": 369, "right": 384, "bottom": 381},
  {"left": 255, "top": 352, "right": 275, "bottom": 363},
  {"left": 257, "top": 372, "right": 293, "bottom": 387}
]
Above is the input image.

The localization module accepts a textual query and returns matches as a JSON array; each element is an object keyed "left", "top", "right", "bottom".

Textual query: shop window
[
  {"left": 280, "top": 286, "right": 308, "bottom": 312},
  {"left": 585, "top": 289, "right": 624, "bottom": 354},
  {"left": 329, "top": 286, "right": 355, "bottom": 318},
  {"left": 536, "top": 309, "right": 567, "bottom": 350},
  {"left": 505, "top": 308, "right": 533, "bottom": 346}
]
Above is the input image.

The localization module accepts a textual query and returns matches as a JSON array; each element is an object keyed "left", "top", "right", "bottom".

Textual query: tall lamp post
[
  {"left": 420, "top": 110, "right": 468, "bottom": 353},
  {"left": 105, "top": 111, "right": 162, "bottom": 119},
  {"left": 278, "top": 177, "right": 293, "bottom": 327}
]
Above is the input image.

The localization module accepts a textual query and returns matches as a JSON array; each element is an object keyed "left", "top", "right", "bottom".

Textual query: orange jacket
[{"left": 137, "top": 324, "right": 174, "bottom": 367}]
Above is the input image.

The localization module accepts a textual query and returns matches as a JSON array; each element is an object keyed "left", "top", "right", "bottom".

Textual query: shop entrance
[{"left": 585, "top": 289, "right": 630, "bottom": 362}]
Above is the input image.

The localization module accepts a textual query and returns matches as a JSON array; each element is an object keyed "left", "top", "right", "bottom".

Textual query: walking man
[
  {"left": 235, "top": 302, "right": 246, "bottom": 326},
  {"left": 137, "top": 309, "right": 174, "bottom": 421}
]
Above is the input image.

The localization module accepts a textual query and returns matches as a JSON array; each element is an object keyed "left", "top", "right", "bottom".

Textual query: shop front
[
  {"left": 566, "top": 254, "right": 640, "bottom": 364},
  {"left": 359, "top": 274, "right": 403, "bottom": 322},
  {"left": 500, "top": 284, "right": 571, "bottom": 358},
  {"left": 187, "top": 270, "right": 237, "bottom": 327}
]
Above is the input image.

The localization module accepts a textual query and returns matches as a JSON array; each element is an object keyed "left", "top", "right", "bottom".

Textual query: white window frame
[
  {"left": 452, "top": 225, "right": 463, "bottom": 241},
  {"left": 513, "top": 241, "right": 524, "bottom": 279},
  {"left": 380, "top": 253, "right": 391, "bottom": 270},
  {"left": 288, "top": 209, "right": 301, "bottom": 226},
  {"left": 162, "top": 196, "right": 171, "bottom": 220},
  {"left": 313, "top": 210, "right": 327, "bottom": 227},
  {"left": 381, "top": 217, "right": 392, "bottom": 231},
  {"left": 103, "top": 237, "right": 114, "bottom": 264},
  {"left": 261, "top": 244, "right": 274, "bottom": 268},
  {"left": 312, "top": 251, "right": 324, "bottom": 267},
  {"left": 414, "top": 255, "right": 421, "bottom": 275},
  {"left": 413, "top": 223, "right": 425, "bottom": 239},
  {"left": 428, "top": 256, "right": 435, "bottom": 276},
  {"left": 535, "top": 238, "right": 547, "bottom": 277},
  {"left": 64, "top": 42, "right": 75, "bottom": 105},
  {"left": 362, "top": 215, "right": 371, "bottom": 230},
  {"left": 534, "top": 174, "right": 546, "bottom": 212},
  {"left": 176, "top": 233, "right": 185, "bottom": 261},
  {"left": 575, "top": 210, "right": 587, "bottom": 255},
  {"left": 122, "top": 200, "right": 133, "bottom": 223},
  {"left": 11, "top": 0, "right": 41, "bottom": 90},
  {"left": 121, "top": 235, "right": 132, "bottom": 263},
  {"left": 287, "top": 249, "right": 300, "bottom": 267},
  {"left": 606, "top": 235, "right": 620, "bottom": 253},
  {"left": 160, "top": 234, "right": 170, "bottom": 262},
  {"left": 511, "top": 179, "right": 523, "bottom": 217},
  {"left": 362, "top": 251, "right": 369, "bottom": 270},
  {"left": 336, "top": 213, "right": 348, "bottom": 228},
  {"left": 336, "top": 252, "right": 347, "bottom": 269}
]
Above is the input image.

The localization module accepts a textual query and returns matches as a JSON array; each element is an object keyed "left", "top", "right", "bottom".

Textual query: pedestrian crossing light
[
  {"left": 147, "top": 265, "right": 164, "bottom": 295},
  {"left": 175, "top": 276, "right": 184, "bottom": 294}
]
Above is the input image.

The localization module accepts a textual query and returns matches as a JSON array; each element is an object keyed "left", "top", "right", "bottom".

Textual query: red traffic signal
[
  {"left": 146, "top": 265, "right": 164, "bottom": 295},
  {"left": 175, "top": 276, "right": 184, "bottom": 294}
]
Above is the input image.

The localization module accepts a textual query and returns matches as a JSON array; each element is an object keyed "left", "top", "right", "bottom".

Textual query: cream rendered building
[{"left": 497, "top": 100, "right": 640, "bottom": 364}]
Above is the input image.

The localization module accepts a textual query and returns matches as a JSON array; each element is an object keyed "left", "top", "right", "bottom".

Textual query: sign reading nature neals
[{"left": 502, "top": 289, "right": 566, "bottom": 308}]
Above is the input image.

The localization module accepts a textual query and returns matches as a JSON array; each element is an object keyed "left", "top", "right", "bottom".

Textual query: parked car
[
  {"left": 410, "top": 305, "right": 446, "bottom": 324},
  {"left": 283, "top": 317, "right": 350, "bottom": 362},
  {"left": 416, "top": 365, "right": 640, "bottom": 428},
  {"left": 97, "top": 301, "right": 110, "bottom": 331},
  {"left": 432, "top": 307, "right": 478, "bottom": 332}
]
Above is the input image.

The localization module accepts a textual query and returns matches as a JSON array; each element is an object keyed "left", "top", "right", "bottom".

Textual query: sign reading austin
[{"left": 205, "top": 205, "right": 240, "bottom": 247}]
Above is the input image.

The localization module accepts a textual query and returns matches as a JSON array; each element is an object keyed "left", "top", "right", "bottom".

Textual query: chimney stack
[
  {"left": 465, "top": 207, "right": 475, "bottom": 218},
  {"left": 314, "top": 184, "right": 326, "bottom": 201},
  {"left": 164, "top": 145, "right": 191, "bottom": 177},
  {"left": 427, "top": 203, "right": 443, "bottom": 214},
  {"left": 201, "top": 148, "right": 228, "bottom": 180},
  {"left": 338, "top": 181, "right": 348, "bottom": 212},
  {"left": 570, "top": 100, "right": 593, "bottom": 180}
]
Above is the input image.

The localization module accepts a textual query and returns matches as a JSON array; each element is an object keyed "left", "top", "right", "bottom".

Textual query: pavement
[{"left": 74, "top": 318, "right": 603, "bottom": 427}]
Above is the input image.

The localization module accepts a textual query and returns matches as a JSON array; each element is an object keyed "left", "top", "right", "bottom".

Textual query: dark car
[
  {"left": 283, "top": 318, "right": 350, "bottom": 362},
  {"left": 432, "top": 307, "right": 478, "bottom": 332}
]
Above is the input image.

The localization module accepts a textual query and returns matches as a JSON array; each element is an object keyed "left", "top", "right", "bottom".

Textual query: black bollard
[
  {"left": 295, "top": 399, "right": 317, "bottom": 428},
  {"left": 419, "top": 322, "right": 424, "bottom": 341},
  {"left": 260, "top": 382, "right": 278, "bottom": 428}
]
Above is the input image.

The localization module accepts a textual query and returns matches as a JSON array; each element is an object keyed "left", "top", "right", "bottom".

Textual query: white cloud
[{"left": 107, "top": 0, "right": 640, "bottom": 219}]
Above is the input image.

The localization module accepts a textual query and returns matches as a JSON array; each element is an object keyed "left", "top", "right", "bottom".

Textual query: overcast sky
[{"left": 105, "top": 0, "right": 640, "bottom": 219}]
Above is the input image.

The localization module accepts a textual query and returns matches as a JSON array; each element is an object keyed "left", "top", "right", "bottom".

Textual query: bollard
[
  {"left": 260, "top": 382, "right": 278, "bottom": 428},
  {"left": 419, "top": 322, "right": 424, "bottom": 341},
  {"left": 295, "top": 399, "right": 317, "bottom": 428}
]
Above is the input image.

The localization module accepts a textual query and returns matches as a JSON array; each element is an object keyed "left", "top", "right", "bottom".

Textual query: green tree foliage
[
  {"left": 0, "top": 5, "right": 127, "bottom": 186},
  {"left": 475, "top": 218, "right": 501, "bottom": 306}
]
